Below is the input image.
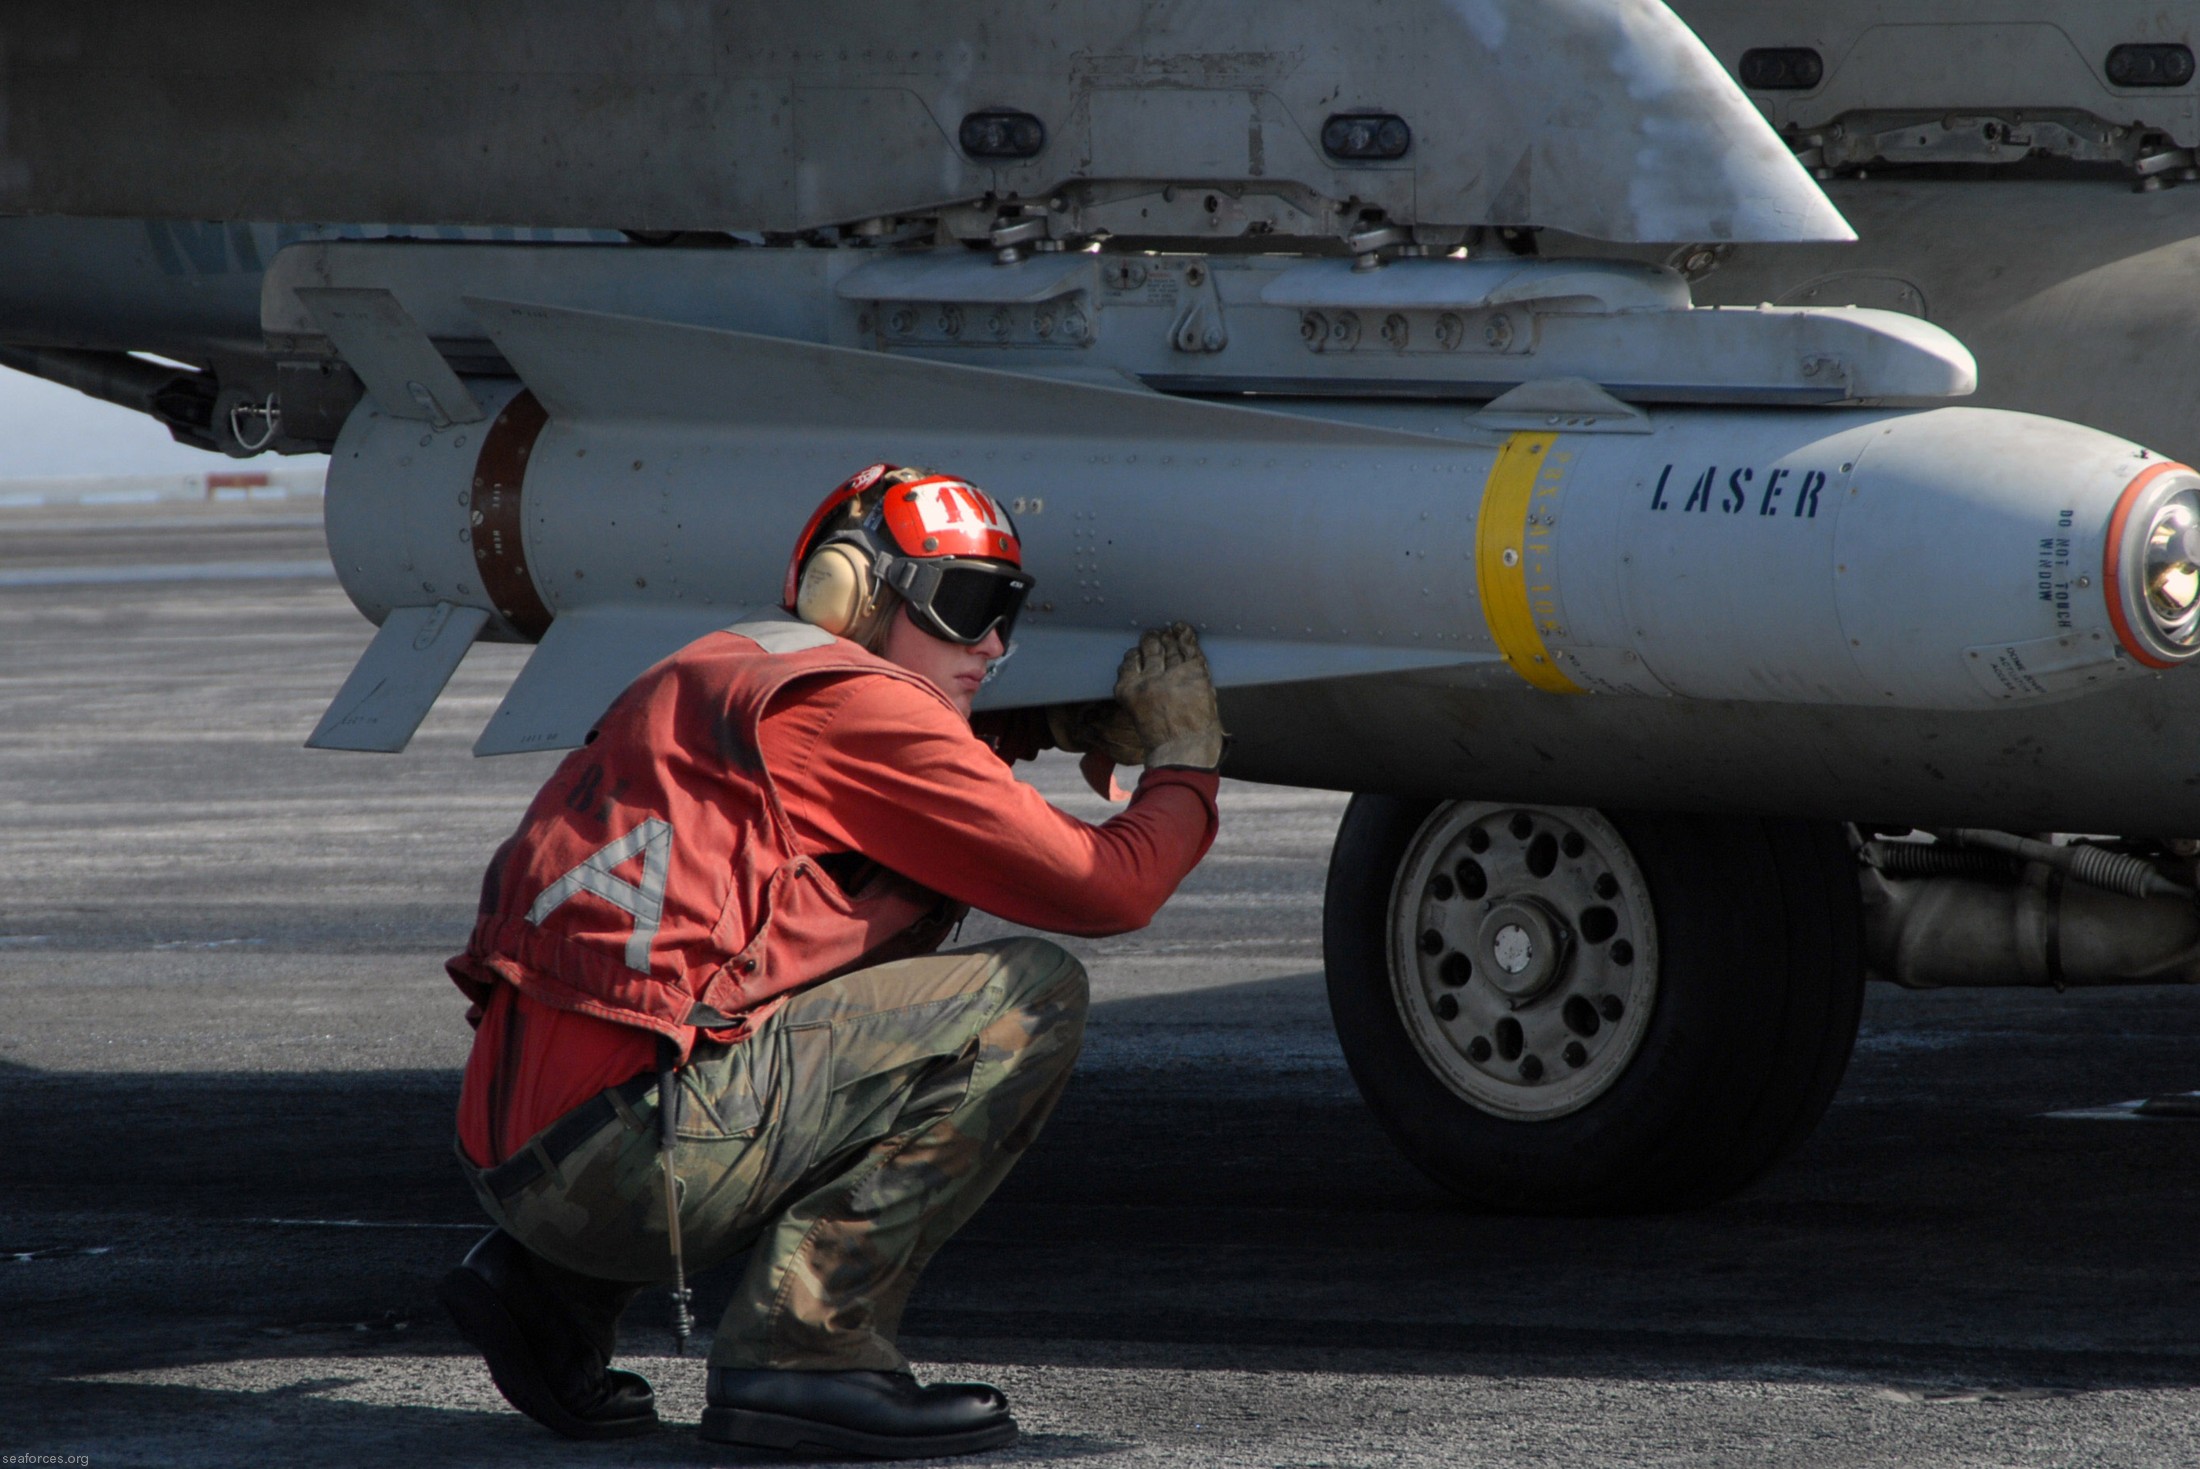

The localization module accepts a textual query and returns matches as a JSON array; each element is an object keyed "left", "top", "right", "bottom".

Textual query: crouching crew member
[{"left": 436, "top": 463, "right": 1226, "bottom": 1458}]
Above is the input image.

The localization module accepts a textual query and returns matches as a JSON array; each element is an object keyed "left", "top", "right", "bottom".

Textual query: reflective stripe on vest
[{"left": 525, "top": 816, "right": 674, "bottom": 972}]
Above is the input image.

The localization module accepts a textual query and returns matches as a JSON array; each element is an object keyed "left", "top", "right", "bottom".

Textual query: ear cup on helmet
[{"left": 795, "top": 542, "right": 879, "bottom": 640}]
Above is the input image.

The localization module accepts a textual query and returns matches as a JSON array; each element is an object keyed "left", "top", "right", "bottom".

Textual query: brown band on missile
[{"left": 471, "top": 389, "right": 553, "bottom": 641}]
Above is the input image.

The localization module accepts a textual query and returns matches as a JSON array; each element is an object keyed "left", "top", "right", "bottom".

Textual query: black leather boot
[
  {"left": 438, "top": 1229, "right": 659, "bottom": 1440},
  {"left": 702, "top": 1366, "right": 1018, "bottom": 1458}
]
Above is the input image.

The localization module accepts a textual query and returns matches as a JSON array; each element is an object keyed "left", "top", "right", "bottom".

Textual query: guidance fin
[
  {"left": 307, "top": 602, "right": 490, "bottom": 753},
  {"left": 474, "top": 605, "right": 738, "bottom": 757}
]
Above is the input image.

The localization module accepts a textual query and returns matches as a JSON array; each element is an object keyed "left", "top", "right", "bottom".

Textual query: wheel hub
[
  {"left": 1385, "top": 802, "right": 1659, "bottom": 1122},
  {"left": 1478, "top": 900, "right": 1566, "bottom": 1002}
]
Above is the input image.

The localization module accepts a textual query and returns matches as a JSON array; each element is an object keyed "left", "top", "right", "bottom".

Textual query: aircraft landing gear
[{"left": 1324, "top": 797, "right": 1864, "bottom": 1213}]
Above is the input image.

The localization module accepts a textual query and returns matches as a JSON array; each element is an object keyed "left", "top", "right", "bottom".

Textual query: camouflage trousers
[{"left": 461, "top": 936, "right": 1088, "bottom": 1372}]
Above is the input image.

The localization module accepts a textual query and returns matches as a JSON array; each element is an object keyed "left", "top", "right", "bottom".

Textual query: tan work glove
[
  {"left": 1045, "top": 700, "right": 1147, "bottom": 766},
  {"left": 1115, "top": 622, "right": 1226, "bottom": 771},
  {"left": 1046, "top": 699, "right": 1147, "bottom": 801}
]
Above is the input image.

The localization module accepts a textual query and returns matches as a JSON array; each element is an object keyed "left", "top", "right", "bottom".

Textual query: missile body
[
  {"left": 301, "top": 254, "right": 2200, "bottom": 831},
  {"left": 1472, "top": 406, "right": 2181, "bottom": 709},
  {"left": 323, "top": 338, "right": 2193, "bottom": 749}
]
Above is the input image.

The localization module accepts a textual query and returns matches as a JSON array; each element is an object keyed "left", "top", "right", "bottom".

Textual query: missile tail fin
[
  {"left": 307, "top": 602, "right": 489, "bottom": 753},
  {"left": 297, "top": 286, "right": 483, "bottom": 425},
  {"left": 473, "top": 604, "right": 739, "bottom": 757}
]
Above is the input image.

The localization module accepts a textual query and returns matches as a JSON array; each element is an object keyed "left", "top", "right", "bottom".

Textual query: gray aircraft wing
[{"left": 0, "top": 0, "right": 1848, "bottom": 248}]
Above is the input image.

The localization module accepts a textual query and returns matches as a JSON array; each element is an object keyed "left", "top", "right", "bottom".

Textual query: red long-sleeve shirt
[{"left": 458, "top": 671, "right": 1219, "bottom": 1166}]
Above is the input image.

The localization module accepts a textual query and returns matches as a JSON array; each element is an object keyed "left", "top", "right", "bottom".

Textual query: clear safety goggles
[{"left": 883, "top": 556, "right": 1034, "bottom": 646}]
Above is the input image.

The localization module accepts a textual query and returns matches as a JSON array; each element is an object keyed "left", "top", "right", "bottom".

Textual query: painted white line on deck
[
  {"left": 2040, "top": 1092, "right": 2200, "bottom": 1120},
  {"left": 242, "top": 1218, "right": 482, "bottom": 1232}
]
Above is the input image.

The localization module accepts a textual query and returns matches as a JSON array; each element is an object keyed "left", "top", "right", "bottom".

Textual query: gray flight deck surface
[{"left": 5, "top": 498, "right": 2200, "bottom": 1467}]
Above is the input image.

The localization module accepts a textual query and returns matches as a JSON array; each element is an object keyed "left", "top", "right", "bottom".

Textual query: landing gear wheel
[
  {"left": 1325, "top": 797, "right": 1864, "bottom": 1213},
  {"left": 1387, "top": 804, "right": 1658, "bottom": 1121}
]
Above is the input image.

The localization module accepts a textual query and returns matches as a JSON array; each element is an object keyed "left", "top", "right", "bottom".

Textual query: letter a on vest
[{"left": 447, "top": 615, "right": 962, "bottom": 1060}]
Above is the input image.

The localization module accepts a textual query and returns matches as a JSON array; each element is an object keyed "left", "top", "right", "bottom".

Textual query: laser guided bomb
[
  {"left": 9, "top": 0, "right": 2200, "bottom": 1213},
  {"left": 290, "top": 246, "right": 2200, "bottom": 806},
  {"left": 310, "top": 293, "right": 2198, "bottom": 735}
]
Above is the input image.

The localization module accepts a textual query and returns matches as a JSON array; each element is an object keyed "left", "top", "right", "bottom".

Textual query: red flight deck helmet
[{"left": 784, "top": 463, "right": 1036, "bottom": 646}]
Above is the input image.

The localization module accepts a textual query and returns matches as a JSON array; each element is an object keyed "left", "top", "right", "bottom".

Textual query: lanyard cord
[{"left": 657, "top": 1039, "right": 694, "bottom": 1355}]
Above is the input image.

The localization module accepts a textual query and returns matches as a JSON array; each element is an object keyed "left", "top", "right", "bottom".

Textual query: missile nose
[
  {"left": 2154, "top": 518, "right": 2200, "bottom": 625},
  {"left": 2145, "top": 497, "right": 2200, "bottom": 620},
  {"left": 2108, "top": 462, "right": 2200, "bottom": 666}
]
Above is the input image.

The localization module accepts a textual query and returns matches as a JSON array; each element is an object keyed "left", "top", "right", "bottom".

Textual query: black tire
[{"left": 1323, "top": 795, "right": 1864, "bottom": 1213}]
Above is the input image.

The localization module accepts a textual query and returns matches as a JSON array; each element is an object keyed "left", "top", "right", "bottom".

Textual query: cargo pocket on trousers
[{"left": 675, "top": 1030, "right": 775, "bottom": 1141}]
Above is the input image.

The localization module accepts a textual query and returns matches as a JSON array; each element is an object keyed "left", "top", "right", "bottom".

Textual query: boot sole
[
  {"left": 700, "top": 1404, "right": 1018, "bottom": 1459},
  {"left": 437, "top": 1267, "right": 659, "bottom": 1441}
]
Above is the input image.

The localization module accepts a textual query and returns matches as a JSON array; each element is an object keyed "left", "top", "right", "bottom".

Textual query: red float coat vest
[{"left": 446, "top": 616, "right": 960, "bottom": 1061}]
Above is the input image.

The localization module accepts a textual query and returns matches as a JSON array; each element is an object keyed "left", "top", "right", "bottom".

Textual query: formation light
[
  {"left": 2106, "top": 44, "right": 2195, "bottom": 88},
  {"left": 959, "top": 110, "right": 1046, "bottom": 160},
  {"left": 1739, "top": 48, "right": 1823, "bottom": 91},
  {"left": 1322, "top": 113, "right": 1411, "bottom": 161}
]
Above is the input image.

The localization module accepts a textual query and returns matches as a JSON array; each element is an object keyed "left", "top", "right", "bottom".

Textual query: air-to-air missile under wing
[{"left": 4, "top": 0, "right": 2200, "bottom": 1211}]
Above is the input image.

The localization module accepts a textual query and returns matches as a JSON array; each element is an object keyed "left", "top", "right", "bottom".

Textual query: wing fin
[
  {"left": 473, "top": 605, "right": 740, "bottom": 757},
  {"left": 296, "top": 286, "right": 483, "bottom": 425},
  {"left": 307, "top": 602, "right": 489, "bottom": 753}
]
